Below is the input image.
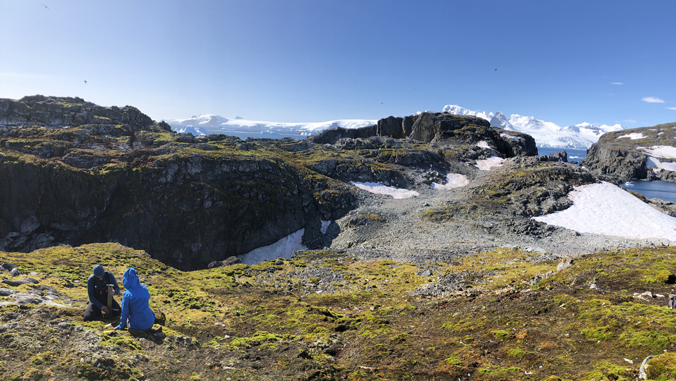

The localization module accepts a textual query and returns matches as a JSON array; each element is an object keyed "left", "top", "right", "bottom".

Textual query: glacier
[
  {"left": 442, "top": 105, "right": 625, "bottom": 149},
  {"left": 164, "top": 106, "right": 626, "bottom": 149},
  {"left": 164, "top": 114, "right": 377, "bottom": 140}
]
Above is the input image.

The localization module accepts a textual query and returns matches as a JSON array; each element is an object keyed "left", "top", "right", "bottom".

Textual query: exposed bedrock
[
  {"left": 0, "top": 95, "right": 163, "bottom": 132},
  {"left": 0, "top": 154, "right": 355, "bottom": 270},
  {"left": 311, "top": 112, "right": 537, "bottom": 158},
  {"left": 582, "top": 122, "right": 676, "bottom": 183}
]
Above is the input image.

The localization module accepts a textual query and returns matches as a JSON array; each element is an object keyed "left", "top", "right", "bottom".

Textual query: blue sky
[{"left": 1, "top": 0, "right": 675, "bottom": 127}]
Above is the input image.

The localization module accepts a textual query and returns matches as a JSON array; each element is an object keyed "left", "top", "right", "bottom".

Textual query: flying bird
[
  {"left": 42, "top": 4, "right": 50, "bottom": 10},
  {"left": 494, "top": 68, "right": 497, "bottom": 71},
  {"left": 84, "top": 80, "right": 87, "bottom": 84}
]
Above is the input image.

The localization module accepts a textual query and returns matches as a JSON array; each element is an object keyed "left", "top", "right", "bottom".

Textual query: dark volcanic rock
[
  {"left": 540, "top": 150, "right": 567, "bottom": 162},
  {"left": 0, "top": 95, "right": 153, "bottom": 130},
  {"left": 582, "top": 122, "right": 676, "bottom": 182},
  {"left": 0, "top": 153, "right": 356, "bottom": 270},
  {"left": 311, "top": 112, "right": 537, "bottom": 158},
  {"left": 409, "top": 112, "right": 537, "bottom": 157},
  {"left": 307, "top": 125, "right": 377, "bottom": 144}
]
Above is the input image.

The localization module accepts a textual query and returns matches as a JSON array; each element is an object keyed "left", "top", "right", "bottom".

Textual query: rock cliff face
[
  {"left": 310, "top": 112, "right": 538, "bottom": 157},
  {"left": 0, "top": 96, "right": 540, "bottom": 270},
  {"left": 0, "top": 95, "right": 159, "bottom": 131},
  {"left": 582, "top": 122, "right": 676, "bottom": 182}
]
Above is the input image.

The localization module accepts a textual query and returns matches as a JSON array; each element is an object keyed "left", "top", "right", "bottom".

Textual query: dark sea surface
[{"left": 623, "top": 181, "right": 676, "bottom": 203}]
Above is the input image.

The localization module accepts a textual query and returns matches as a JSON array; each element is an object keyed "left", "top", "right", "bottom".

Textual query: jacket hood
[{"left": 122, "top": 268, "right": 141, "bottom": 289}]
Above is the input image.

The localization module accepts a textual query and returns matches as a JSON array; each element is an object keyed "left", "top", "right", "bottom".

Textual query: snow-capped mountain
[
  {"left": 442, "top": 105, "right": 625, "bottom": 149},
  {"left": 163, "top": 115, "right": 376, "bottom": 140},
  {"left": 165, "top": 106, "right": 625, "bottom": 149}
]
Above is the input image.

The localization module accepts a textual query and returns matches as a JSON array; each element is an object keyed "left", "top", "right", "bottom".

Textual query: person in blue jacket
[{"left": 114, "top": 268, "right": 157, "bottom": 332}]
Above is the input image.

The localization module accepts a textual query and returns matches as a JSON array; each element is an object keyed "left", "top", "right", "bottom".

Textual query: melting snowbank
[
  {"left": 618, "top": 133, "right": 645, "bottom": 140},
  {"left": 640, "top": 145, "right": 676, "bottom": 172},
  {"left": 647, "top": 157, "right": 676, "bottom": 171},
  {"left": 351, "top": 182, "right": 419, "bottom": 199},
  {"left": 639, "top": 145, "right": 676, "bottom": 159},
  {"left": 533, "top": 182, "right": 676, "bottom": 241},
  {"left": 239, "top": 229, "right": 306, "bottom": 265},
  {"left": 432, "top": 174, "right": 470, "bottom": 190},
  {"left": 476, "top": 157, "right": 504, "bottom": 170}
]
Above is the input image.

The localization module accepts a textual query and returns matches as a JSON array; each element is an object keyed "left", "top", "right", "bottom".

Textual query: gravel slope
[{"left": 330, "top": 160, "right": 674, "bottom": 263}]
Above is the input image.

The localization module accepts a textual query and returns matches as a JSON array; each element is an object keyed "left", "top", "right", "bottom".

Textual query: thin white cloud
[
  {"left": 625, "top": 119, "right": 637, "bottom": 123},
  {"left": 667, "top": 107, "right": 676, "bottom": 111},
  {"left": 642, "top": 97, "right": 665, "bottom": 103},
  {"left": 611, "top": 82, "right": 624, "bottom": 85}
]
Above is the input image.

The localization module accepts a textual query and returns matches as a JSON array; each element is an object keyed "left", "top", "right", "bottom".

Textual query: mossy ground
[{"left": 2, "top": 243, "right": 676, "bottom": 380}]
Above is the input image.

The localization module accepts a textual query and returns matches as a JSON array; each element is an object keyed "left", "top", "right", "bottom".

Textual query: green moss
[
  {"left": 477, "top": 365, "right": 523, "bottom": 380},
  {"left": 643, "top": 269, "right": 674, "bottom": 284},
  {"left": 442, "top": 355, "right": 462, "bottom": 366},
  {"left": 647, "top": 352, "right": 676, "bottom": 380},
  {"left": 491, "top": 330, "right": 510, "bottom": 340},
  {"left": 581, "top": 326, "right": 612, "bottom": 341}
]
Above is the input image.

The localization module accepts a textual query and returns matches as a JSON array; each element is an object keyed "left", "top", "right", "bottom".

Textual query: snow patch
[
  {"left": 432, "top": 174, "right": 470, "bottom": 190},
  {"left": 239, "top": 229, "right": 306, "bottom": 265},
  {"left": 475, "top": 157, "right": 504, "bottom": 171},
  {"left": 178, "top": 126, "right": 207, "bottom": 136},
  {"left": 476, "top": 141, "right": 491, "bottom": 149},
  {"left": 639, "top": 145, "right": 676, "bottom": 160},
  {"left": 500, "top": 133, "right": 520, "bottom": 140},
  {"left": 618, "top": 133, "right": 645, "bottom": 140},
  {"left": 350, "top": 182, "right": 419, "bottom": 199},
  {"left": 320, "top": 220, "right": 331, "bottom": 234},
  {"left": 647, "top": 157, "right": 676, "bottom": 172},
  {"left": 533, "top": 182, "right": 676, "bottom": 241}
]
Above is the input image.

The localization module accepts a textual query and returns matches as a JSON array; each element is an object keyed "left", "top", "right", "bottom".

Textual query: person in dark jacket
[
  {"left": 83, "top": 264, "right": 121, "bottom": 321},
  {"left": 115, "top": 268, "right": 157, "bottom": 332}
]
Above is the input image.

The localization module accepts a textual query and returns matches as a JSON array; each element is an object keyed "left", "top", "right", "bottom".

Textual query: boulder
[
  {"left": 376, "top": 116, "right": 406, "bottom": 139},
  {"left": 557, "top": 257, "right": 576, "bottom": 271},
  {"left": 540, "top": 150, "right": 567, "bottom": 162}
]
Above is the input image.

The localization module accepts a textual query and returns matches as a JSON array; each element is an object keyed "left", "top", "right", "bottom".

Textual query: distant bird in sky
[
  {"left": 84, "top": 80, "right": 87, "bottom": 84},
  {"left": 380, "top": 102, "right": 383, "bottom": 104},
  {"left": 42, "top": 4, "right": 50, "bottom": 10},
  {"left": 494, "top": 68, "right": 497, "bottom": 71}
]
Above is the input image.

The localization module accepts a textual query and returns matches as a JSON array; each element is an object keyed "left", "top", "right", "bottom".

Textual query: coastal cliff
[{"left": 582, "top": 122, "right": 676, "bottom": 183}]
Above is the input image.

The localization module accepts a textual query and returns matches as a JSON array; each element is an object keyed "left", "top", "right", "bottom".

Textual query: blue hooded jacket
[{"left": 116, "top": 268, "right": 155, "bottom": 331}]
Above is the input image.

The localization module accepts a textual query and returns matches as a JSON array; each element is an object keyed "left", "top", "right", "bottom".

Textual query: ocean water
[
  {"left": 623, "top": 181, "right": 676, "bottom": 203},
  {"left": 536, "top": 147, "right": 588, "bottom": 161}
]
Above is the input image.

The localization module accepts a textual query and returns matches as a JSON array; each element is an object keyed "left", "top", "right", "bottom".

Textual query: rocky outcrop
[
  {"left": 0, "top": 95, "right": 165, "bottom": 132},
  {"left": 582, "top": 122, "right": 676, "bottom": 182},
  {"left": 408, "top": 112, "right": 537, "bottom": 157},
  {"left": 311, "top": 112, "right": 538, "bottom": 158},
  {"left": 582, "top": 145, "right": 648, "bottom": 182},
  {"left": 306, "top": 125, "right": 377, "bottom": 144},
  {"left": 540, "top": 150, "right": 567, "bottom": 162},
  {"left": 0, "top": 149, "right": 357, "bottom": 270}
]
